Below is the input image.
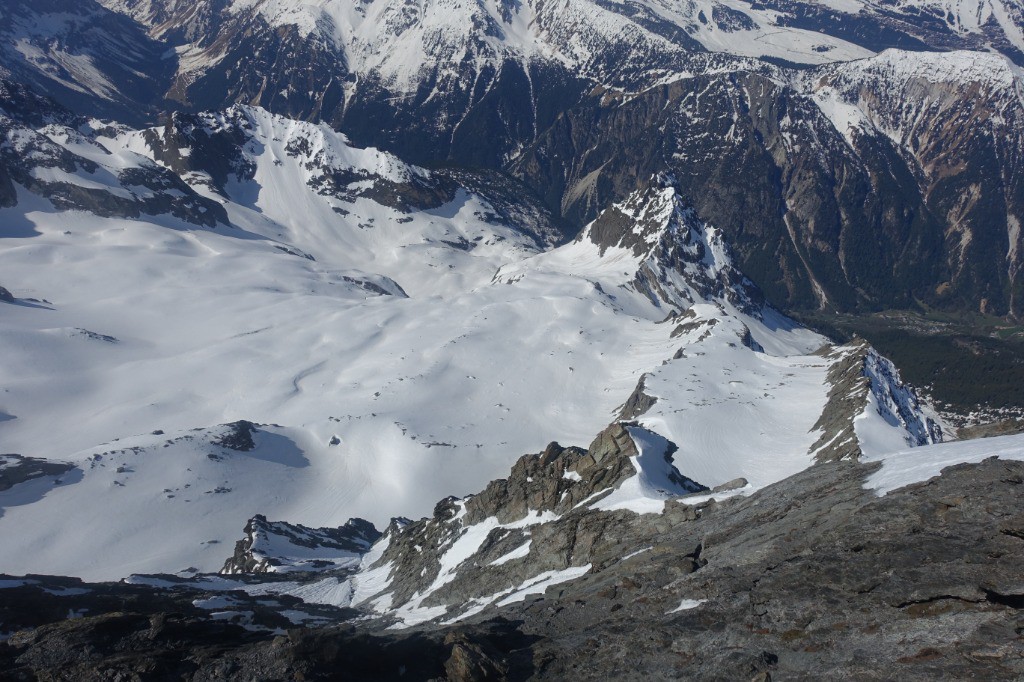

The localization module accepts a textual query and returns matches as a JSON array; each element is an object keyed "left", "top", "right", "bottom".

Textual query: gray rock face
[
  {"left": 222, "top": 515, "right": 381, "bottom": 574},
  {"left": 0, "top": 80, "right": 229, "bottom": 227},
  {"left": 351, "top": 423, "right": 707, "bottom": 621},
  {"left": 514, "top": 57, "right": 1024, "bottom": 318},
  {"left": 810, "top": 341, "right": 878, "bottom": 462},
  {"left": 711, "top": 477, "right": 747, "bottom": 492},
  {"left": 584, "top": 176, "right": 766, "bottom": 317},
  {"left": 209, "top": 420, "right": 257, "bottom": 452},
  {"left": 490, "top": 456, "right": 1024, "bottom": 680},
  {"left": 0, "top": 454, "right": 74, "bottom": 493},
  {"left": 3, "top": 456, "right": 1022, "bottom": 679},
  {"left": 617, "top": 374, "right": 657, "bottom": 420},
  {"left": 141, "top": 109, "right": 258, "bottom": 195}
]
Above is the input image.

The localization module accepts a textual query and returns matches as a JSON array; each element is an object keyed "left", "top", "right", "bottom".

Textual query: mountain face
[
  {"left": 82, "top": 0, "right": 1023, "bottom": 169},
  {"left": 3, "top": 0, "right": 1024, "bottom": 677},
  {"left": 514, "top": 50, "right": 1024, "bottom": 316},
  {"left": 2, "top": 0, "right": 1023, "bottom": 317},
  {"left": 0, "top": 0, "right": 175, "bottom": 125},
  {"left": 0, "top": 81, "right": 943, "bottom": 582},
  {"left": 4, "top": 431, "right": 1024, "bottom": 679}
]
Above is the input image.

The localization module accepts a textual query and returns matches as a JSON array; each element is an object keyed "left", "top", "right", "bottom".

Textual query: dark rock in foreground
[{"left": 2, "top": 455, "right": 1023, "bottom": 679}]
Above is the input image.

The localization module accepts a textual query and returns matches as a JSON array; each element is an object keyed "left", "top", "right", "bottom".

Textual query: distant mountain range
[{"left": 3, "top": 0, "right": 1023, "bottom": 317}]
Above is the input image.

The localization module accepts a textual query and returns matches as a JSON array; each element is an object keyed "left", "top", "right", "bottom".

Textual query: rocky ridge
[
  {"left": 343, "top": 423, "right": 707, "bottom": 626},
  {"left": 340, "top": 332, "right": 942, "bottom": 629},
  {"left": 2, "top": 443, "right": 1023, "bottom": 679},
  {"left": 583, "top": 176, "right": 765, "bottom": 316},
  {"left": 221, "top": 515, "right": 381, "bottom": 575},
  {"left": 513, "top": 49, "right": 1024, "bottom": 317},
  {"left": 0, "top": 79, "right": 227, "bottom": 227},
  {"left": 810, "top": 339, "right": 943, "bottom": 462}
]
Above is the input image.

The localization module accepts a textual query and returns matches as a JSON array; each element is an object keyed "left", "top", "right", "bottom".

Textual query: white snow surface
[
  {"left": 435, "top": 563, "right": 593, "bottom": 625},
  {"left": 808, "top": 49, "right": 1024, "bottom": 148},
  {"left": 863, "top": 433, "right": 1024, "bottom": 496},
  {"left": 489, "top": 540, "right": 532, "bottom": 566},
  {"left": 854, "top": 349, "right": 942, "bottom": 457},
  {"left": 494, "top": 564, "right": 592, "bottom": 606},
  {"left": 667, "top": 598, "right": 706, "bottom": 614},
  {"left": 590, "top": 426, "right": 703, "bottom": 515},
  {"left": 0, "top": 106, "right": 935, "bottom": 580},
  {"left": 94, "top": 0, "right": 883, "bottom": 104}
]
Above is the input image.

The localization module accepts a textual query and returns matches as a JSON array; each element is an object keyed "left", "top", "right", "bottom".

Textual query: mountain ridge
[{"left": 2, "top": 3, "right": 1024, "bottom": 676}]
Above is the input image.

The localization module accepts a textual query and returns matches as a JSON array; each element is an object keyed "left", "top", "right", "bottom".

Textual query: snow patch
[
  {"left": 489, "top": 540, "right": 532, "bottom": 566},
  {"left": 589, "top": 426, "right": 706, "bottom": 514},
  {"left": 495, "top": 564, "right": 593, "bottom": 606},
  {"left": 863, "top": 433, "right": 1024, "bottom": 496},
  {"left": 667, "top": 598, "right": 706, "bottom": 614}
]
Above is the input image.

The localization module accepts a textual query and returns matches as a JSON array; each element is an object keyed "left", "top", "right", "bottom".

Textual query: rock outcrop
[
  {"left": 0, "top": 454, "right": 75, "bottom": 493},
  {"left": 0, "top": 80, "right": 228, "bottom": 227},
  {"left": 2, "top": 455, "right": 1022, "bottom": 679},
  {"left": 811, "top": 339, "right": 942, "bottom": 463},
  {"left": 222, "top": 515, "right": 381, "bottom": 574},
  {"left": 339, "top": 422, "right": 706, "bottom": 625}
]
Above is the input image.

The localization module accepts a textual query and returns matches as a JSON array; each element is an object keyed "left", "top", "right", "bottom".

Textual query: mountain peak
[{"left": 579, "top": 176, "right": 764, "bottom": 315}]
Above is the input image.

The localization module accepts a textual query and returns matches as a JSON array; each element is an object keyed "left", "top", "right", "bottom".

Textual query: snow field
[{"left": 0, "top": 105, "right": 943, "bottom": 582}]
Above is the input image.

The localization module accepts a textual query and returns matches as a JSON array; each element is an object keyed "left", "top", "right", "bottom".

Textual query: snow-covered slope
[
  {"left": 864, "top": 431, "right": 1024, "bottom": 495},
  {"left": 0, "top": 115, "right": 941, "bottom": 581},
  {"left": 126, "top": 105, "right": 562, "bottom": 295},
  {"left": 746, "top": 0, "right": 1024, "bottom": 63},
  {"left": 106, "top": 0, "right": 873, "bottom": 92}
]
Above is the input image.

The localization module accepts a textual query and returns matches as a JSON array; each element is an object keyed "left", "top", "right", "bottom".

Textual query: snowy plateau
[
  {"left": 1, "top": 0, "right": 1024, "bottom": 679},
  {"left": 0, "top": 103, "right": 929, "bottom": 578}
]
